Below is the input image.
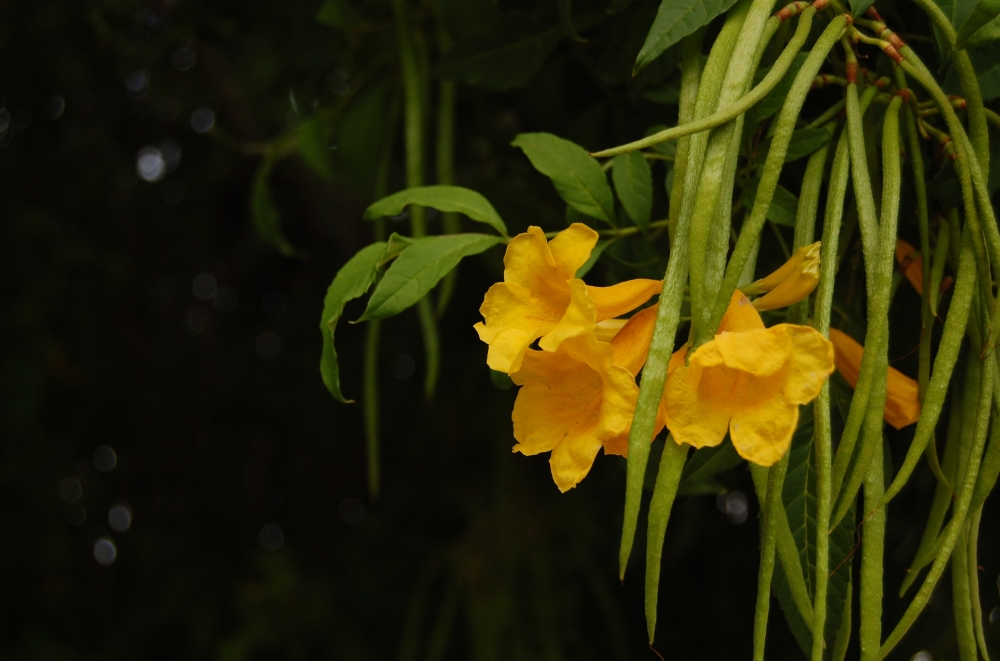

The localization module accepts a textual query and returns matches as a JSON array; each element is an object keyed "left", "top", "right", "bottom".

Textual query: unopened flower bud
[{"left": 742, "top": 242, "right": 821, "bottom": 311}]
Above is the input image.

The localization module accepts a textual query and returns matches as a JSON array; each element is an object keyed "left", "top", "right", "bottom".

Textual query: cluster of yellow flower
[{"left": 476, "top": 224, "right": 920, "bottom": 491}]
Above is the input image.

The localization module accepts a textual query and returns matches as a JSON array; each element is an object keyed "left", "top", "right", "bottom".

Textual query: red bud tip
[
  {"left": 846, "top": 61, "right": 858, "bottom": 84},
  {"left": 866, "top": 6, "right": 884, "bottom": 20}
]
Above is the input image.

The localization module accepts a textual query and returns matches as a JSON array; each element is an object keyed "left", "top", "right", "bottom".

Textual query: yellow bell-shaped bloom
[
  {"left": 661, "top": 291, "right": 834, "bottom": 466},
  {"left": 475, "top": 224, "right": 661, "bottom": 373},
  {"left": 743, "top": 241, "right": 821, "bottom": 311},
  {"left": 895, "top": 239, "right": 923, "bottom": 295},
  {"left": 828, "top": 327, "right": 921, "bottom": 429}
]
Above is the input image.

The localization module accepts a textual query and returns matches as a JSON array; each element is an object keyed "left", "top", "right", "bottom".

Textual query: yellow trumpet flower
[
  {"left": 475, "top": 224, "right": 661, "bottom": 373},
  {"left": 828, "top": 327, "right": 921, "bottom": 429},
  {"left": 661, "top": 291, "right": 834, "bottom": 466},
  {"left": 742, "top": 241, "right": 821, "bottom": 311}
]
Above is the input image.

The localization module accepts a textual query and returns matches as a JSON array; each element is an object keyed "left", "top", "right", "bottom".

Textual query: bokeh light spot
[
  {"left": 93, "top": 537, "right": 117, "bottom": 566},
  {"left": 108, "top": 504, "right": 133, "bottom": 532},
  {"left": 190, "top": 107, "right": 215, "bottom": 134},
  {"left": 136, "top": 146, "right": 166, "bottom": 182},
  {"left": 93, "top": 446, "right": 118, "bottom": 472}
]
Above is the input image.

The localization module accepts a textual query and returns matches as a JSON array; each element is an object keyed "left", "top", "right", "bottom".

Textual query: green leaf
[
  {"left": 298, "top": 117, "right": 334, "bottom": 180},
  {"left": 771, "top": 411, "right": 855, "bottom": 655},
  {"left": 489, "top": 369, "right": 515, "bottom": 390},
  {"left": 338, "top": 86, "right": 388, "bottom": 199},
  {"left": 358, "top": 234, "right": 502, "bottom": 321},
  {"left": 316, "top": 0, "right": 369, "bottom": 31},
  {"left": 965, "top": 42, "right": 1000, "bottom": 100},
  {"left": 378, "top": 232, "right": 418, "bottom": 267},
  {"left": 576, "top": 238, "right": 614, "bottom": 278},
  {"left": 641, "top": 85, "right": 680, "bottom": 104},
  {"left": 633, "top": 0, "right": 741, "bottom": 73},
  {"left": 611, "top": 151, "right": 653, "bottom": 230},
  {"left": 783, "top": 128, "right": 832, "bottom": 162},
  {"left": 749, "top": 53, "right": 808, "bottom": 124},
  {"left": 679, "top": 442, "right": 744, "bottom": 487},
  {"left": 742, "top": 179, "right": 799, "bottom": 227},
  {"left": 436, "top": 14, "right": 565, "bottom": 91},
  {"left": 365, "top": 186, "right": 508, "bottom": 237},
  {"left": 676, "top": 477, "right": 727, "bottom": 496},
  {"left": 320, "top": 242, "right": 388, "bottom": 403},
  {"left": 512, "top": 132, "right": 616, "bottom": 225},
  {"left": 965, "top": 14, "right": 1000, "bottom": 46},
  {"left": 849, "top": 0, "right": 876, "bottom": 18},
  {"left": 250, "top": 154, "right": 301, "bottom": 257},
  {"left": 956, "top": 0, "right": 1000, "bottom": 46}
]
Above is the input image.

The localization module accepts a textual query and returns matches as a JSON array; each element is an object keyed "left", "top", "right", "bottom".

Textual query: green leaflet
[
  {"left": 633, "top": 0, "right": 741, "bottom": 74},
  {"left": 611, "top": 151, "right": 653, "bottom": 230},
  {"left": 338, "top": 86, "right": 389, "bottom": 199},
  {"left": 955, "top": 0, "right": 1000, "bottom": 46},
  {"left": 364, "top": 185, "right": 509, "bottom": 237},
  {"left": 678, "top": 442, "right": 743, "bottom": 489},
  {"left": 741, "top": 178, "right": 800, "bottom": 227},
  {"left": 772, "top": 412, "right": 855, "bottom": 655},
  {"left": 964, "top": 14, "right": 1000, "bottom": 46},
  {"left": 320, "top": 242, "right": 388, "bottom": 403},
  {"left": 298, "top": 117, "right": 335, "bottom": 180},
  {"left": 783, "top": 128, "right": 832, "bottom": 163},
  {"left": 849, "top": 0, "right": 876, "bottom": 17},
  {"left": 512, "top": 133, "right": 617, "bottom": 225},
  {"left": 358, "top": 234, "right": 502, "bottom": 321},
  {"left": 250, "top": 152, "right": 301, "bottom": 258}
]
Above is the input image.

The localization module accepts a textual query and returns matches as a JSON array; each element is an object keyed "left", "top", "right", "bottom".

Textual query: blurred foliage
[{"left": 1, "top": 0, "right": 999, "bottom": 659}]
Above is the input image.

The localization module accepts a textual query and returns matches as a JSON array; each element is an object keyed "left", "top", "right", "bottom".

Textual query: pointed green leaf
[
  {"left": 679, "top": 442, "right": 744, "bottom": 487},
  {"left": 965, "top": 14, "right": 1000, "bottom": 46},
  {"left": 250, "top": 153, "right": 301, "bottom": 257},
  {"left": 611, "top": 151, "right": 653, "bottom": 230},
  {"left": 298, "top": 117, "right": 335, "bottom": 180},
  {"left": 783, "top": 128, "right": 832, "bottom": 162},
  {"left": 956, "top": 0, "right": 1000, "bottom": 47},
  {"left": 742, "top": 179, "right": 800, "bottom": 227},
  {"left": 358, "top": 234, "right": 502, "bottom": 321},
  {"left": 849, "top": 0, "right": 876, "bottom": 18},
  {"left": 378, "top": 232, "right": 418, "bottom": 267},
  {"left": 633, "top": 0, "right": 740, "bottom": 74},
  {"left": 512, "top": 132, "right": 616, "bottom": 225},
  {"left": 365, "top": 186, "right": 508, "bottom": 237},
  {"left": 320, "top": 242, "right": 388, "bottom": 403}
]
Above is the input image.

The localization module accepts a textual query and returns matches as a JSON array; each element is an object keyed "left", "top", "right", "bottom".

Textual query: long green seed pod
[
  {"left": 952, "top": 525, "right": 978, "bottom": 661},
  {"left": 811, "top": 122, "right": 851, "bottom": 661},
  {"left": 788, "top": 128, "right": 831, "bottom": 324},
  {"left": 668, "top": 32, "right": 704, "bottom": 243},
  {"left": 878, "top": 309, "right": 994, "bottom": 658},
  {"left": 859, "top": 438, "right": 886, "bottom": 661},
  {"left": 830, "top": 93, "right": 903, "bottom": 530},
  {"left": 877, "top": 241, "right": 977, "bottom": 509},
  {"left": 751, "top": 454, "right": 791, "bottom": 661},
  {"left": 968, "top": 508, "right": 992, "bottom": 661},
  {"left": 618, "top": 0, "right": 751, "bottom": 579},
  {"left": 689, "top": 6, "right": 794, "bottom": 340},
  {"left": 644, "top": 439, "right": 688, "bottom": 643},
  {"left": 591, "top": 3, "right": 818, "bottom": 159},
  {"left": 704, "top": 15, "right": 849, "bottom": 341}
]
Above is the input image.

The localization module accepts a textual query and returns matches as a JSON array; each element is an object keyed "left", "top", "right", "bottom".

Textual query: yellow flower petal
[
  {"left": 702, "top": 328, "right": 792, "bottom": 377},
  {"left": 729, "top": 372, "right": 800, "bottom": 466},
  {"left": 609, "top": 305, "right": 658, "bottom": 376},
  {"left": 752, "top": 242, "right": 821, "bottom": 311},
  {"left": 476, "top": 281, "right": 564, "bottom": 373},
  {"left": 587, "top": 279, "right": 663, "bottom": 320},
  {"left": 538, "top": 279, "right": 596, "bottom": 352},
  {"left": 511, "top": 332, "right": 639, "bottom": 492},
  {"left": 718, "top": 290, "right": 765, "bottom": 332},
  {"left": 829, "top": 328, "right": 921, "bottom": 429},
  {"left": 548, "top": 223, "right": 600, "bottom": 279},
  {"left": 662, "top": 361, "right": 736, "bottom": 450},
  {"left": 594, "top": 318, "right": 628, "bottom": 342}
]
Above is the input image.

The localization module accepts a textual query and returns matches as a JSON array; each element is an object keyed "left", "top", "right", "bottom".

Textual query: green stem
[
  {"left": 805, "top": 98, "right": 846, "bottom": 129},
  {"left": 969, "top": 507, "right": 992, "bottom": 661},
  {"left": 751, "top": 454, "right": 790, "bottom": 661},
  {"left": 393, "top": 0, "right": 440, "bottom": 400},
  {"left": 435, "top": 78, "right": 460, "bottom": 319},
  {"left": 788, "top": 129, "right": 830, "bottom": 324},
  {"left": 860, "top": 438, "right": 886, "bottom": 661},
  {"left": 810, "top": 119, "right": 851, "bottom": 661},
  {"left": 619, "top": 0, "right": 752, "bottom": 579},
  {"left": 704, "top": 15, "right": 849, "bottom": 342},
  {"left": 591, "top": 5, "right": 816, "bottom": 159}
]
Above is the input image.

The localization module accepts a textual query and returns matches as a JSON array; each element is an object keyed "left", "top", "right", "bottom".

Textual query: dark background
[{"left": 1, "top": 0, "right": 998, "bottom": 659}]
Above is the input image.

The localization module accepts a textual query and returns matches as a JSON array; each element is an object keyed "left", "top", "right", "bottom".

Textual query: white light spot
[
  {"left": 93, "top": 537, "right": 118, "bottom": 566},
  {"left": 725, "top": 490, "right": 748, "bottom": 525},
  {"left": 190, "top": 107, "right": 215, "bottom": 134},
  {"left": 46, "top": 95, "right": 66, "bottom": 120},
  {"left": 910, "top": 652, "right": 932, "bottom": 661},
  {"left": 93, "top": 446, "right": 118, "bottom": 472},
  {"left": 108, "top": 503, "right": 133, "bottom": 532},
  {"left": 136, "top": 146, "right": 166, "bottom": 182}
]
